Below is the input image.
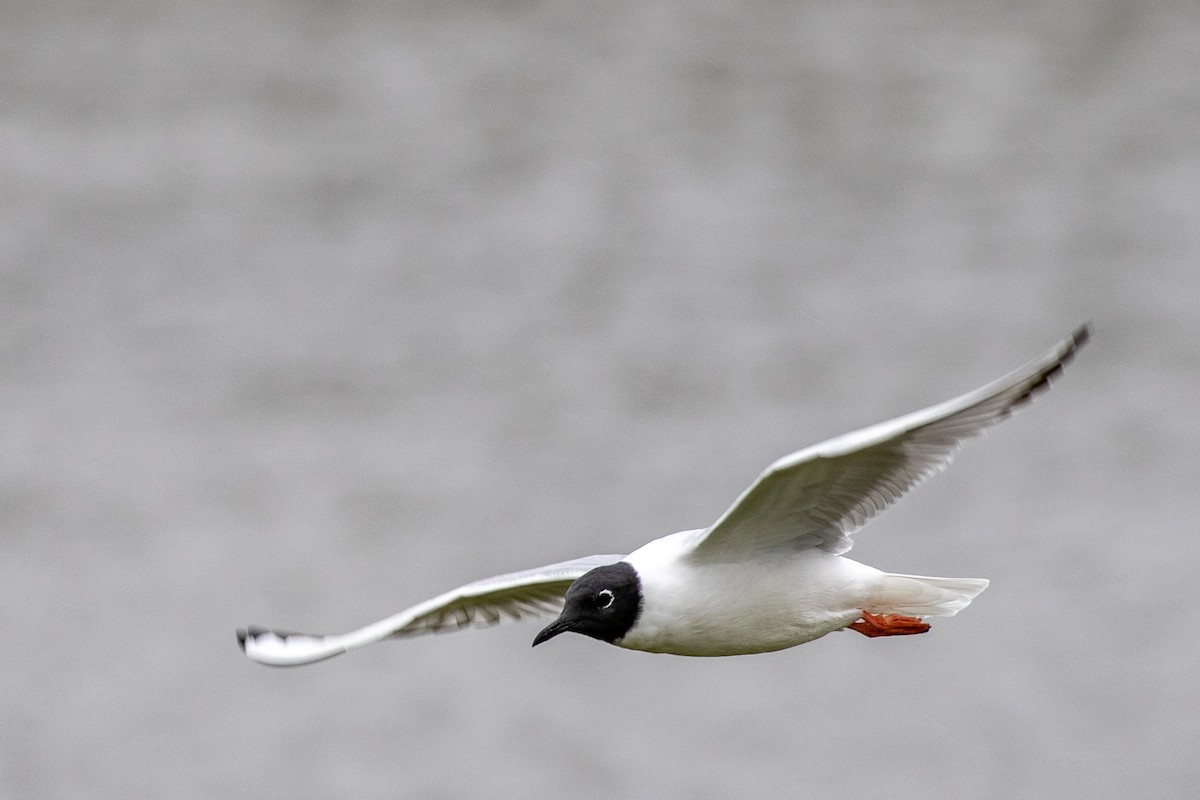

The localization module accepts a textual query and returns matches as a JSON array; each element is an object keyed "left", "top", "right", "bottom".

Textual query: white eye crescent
[{"left": 598, "top": 589, "right": 615, "bottom": 609}]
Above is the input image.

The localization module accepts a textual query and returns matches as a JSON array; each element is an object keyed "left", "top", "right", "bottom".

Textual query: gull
[{"left": 238, "top": 325, "right": 1088, "bottom": 665}]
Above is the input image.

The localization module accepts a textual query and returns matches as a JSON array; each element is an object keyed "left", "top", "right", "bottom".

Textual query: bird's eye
[{"left": 596, "top": 589, "right": 615, "bottom": 610}]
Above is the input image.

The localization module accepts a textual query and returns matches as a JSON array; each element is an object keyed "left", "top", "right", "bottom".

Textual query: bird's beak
[{"left": 532, "top": 616, "right": 573, "bottom": 647}]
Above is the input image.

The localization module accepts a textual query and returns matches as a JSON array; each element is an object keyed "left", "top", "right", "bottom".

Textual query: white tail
[{"left": 871, "top": 573, "right": 989, "bottom": 618}]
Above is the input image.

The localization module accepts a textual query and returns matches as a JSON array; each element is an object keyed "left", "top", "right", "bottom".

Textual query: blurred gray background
[{"left": 3, "top": 1, "right": 1197, "bottom": 798}]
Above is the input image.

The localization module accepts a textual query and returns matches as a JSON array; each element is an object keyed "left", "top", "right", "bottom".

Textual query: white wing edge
[
  {"left": 790, "top": 324, "right": 1090, "bottom": 461},
  {"left": 237, "top": 554, "right": 625, "bottom": 667}
]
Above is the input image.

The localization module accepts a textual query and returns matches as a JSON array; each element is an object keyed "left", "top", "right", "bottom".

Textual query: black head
[{"left": 533, "top": 562, "right": 642, "bottom": 647}]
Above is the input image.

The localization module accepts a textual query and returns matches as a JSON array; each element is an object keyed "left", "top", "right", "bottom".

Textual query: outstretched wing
[
  {"left": 238, "top": 554, "right": 625, "bottom": 666},
  {"left": 688, "top": 325, "right": 1089, "bottom": 561}
]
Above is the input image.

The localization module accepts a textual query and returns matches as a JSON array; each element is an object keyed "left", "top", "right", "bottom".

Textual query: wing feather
[
  {"left": 689, "top": 326, "right": 1089, "bottom": 560},
  {"left": 238, "top": 553, "right": 624, "bottom": 666}
]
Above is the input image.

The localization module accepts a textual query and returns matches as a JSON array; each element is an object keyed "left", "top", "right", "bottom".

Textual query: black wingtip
[
  {"left": 237, "top": 626, "right": 268, "bottom": 652},
  {"left": 1071, "top": 323, "right": 1092, "bottom": 351}
]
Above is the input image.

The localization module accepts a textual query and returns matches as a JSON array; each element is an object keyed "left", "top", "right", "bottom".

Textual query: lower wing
[{"left": 238, "top": 554, "right": 625, "bottom": 666}]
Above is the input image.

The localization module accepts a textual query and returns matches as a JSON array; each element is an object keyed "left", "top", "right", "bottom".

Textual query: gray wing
[
  {"left": 688, "top": 325, "right": 1089, "bottom": 561},
  {"left": 238, "top": 554, "right": 624, "bottom": 666}
]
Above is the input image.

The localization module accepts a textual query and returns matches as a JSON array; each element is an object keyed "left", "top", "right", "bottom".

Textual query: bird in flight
[{"left": 239, "top": 325, "right": 1088, "bottom": 665}]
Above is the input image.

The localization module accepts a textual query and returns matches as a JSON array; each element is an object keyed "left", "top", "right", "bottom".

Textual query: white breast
[{"left": 617, "top": 531, "right": 882, "bottom": 656}]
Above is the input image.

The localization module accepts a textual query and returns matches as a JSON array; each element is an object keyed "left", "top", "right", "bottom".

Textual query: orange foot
[{"left": 849, "top": 610, "right": 931, "bottom": 638}]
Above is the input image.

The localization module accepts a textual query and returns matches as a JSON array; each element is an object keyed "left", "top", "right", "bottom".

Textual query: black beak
[{"left": 532, "top": 616, "right": 573, "bottom": 647}]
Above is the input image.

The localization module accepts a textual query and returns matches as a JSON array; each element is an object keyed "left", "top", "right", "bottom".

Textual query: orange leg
[{"left": 848, "top": 610, "right": 931, "bottom": 638}]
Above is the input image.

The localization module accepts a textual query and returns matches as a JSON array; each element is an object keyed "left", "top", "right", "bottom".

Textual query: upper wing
[
  {"left": 688, "top": 325, "right": 1089, "bottom": 561},
  {"left": 238, "top": 553, "right": 625, "bottom": 666}
]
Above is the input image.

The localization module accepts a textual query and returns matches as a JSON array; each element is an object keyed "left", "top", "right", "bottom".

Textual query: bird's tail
[{"left": 870, "top": 573, "right": 989, "bottom": 617}]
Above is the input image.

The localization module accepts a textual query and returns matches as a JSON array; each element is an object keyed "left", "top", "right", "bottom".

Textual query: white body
[{"left": 620, "top": 530, "right": 985, "bottom": 656}]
